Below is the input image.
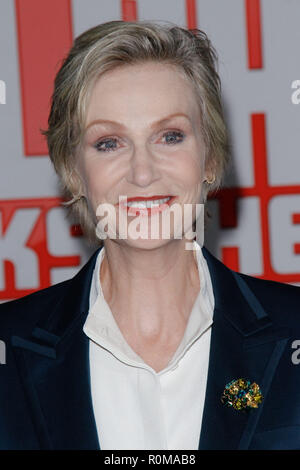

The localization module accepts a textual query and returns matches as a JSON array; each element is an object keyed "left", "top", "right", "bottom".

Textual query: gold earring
[
  {"left": 204, "top": 176, "right": 215, "bottom": 184},
  {"left": 63, "top": 193, "right": 84, "bottom": 207},
  {"left": 73, "top": 193, "right": 84, "bottom": 201}
]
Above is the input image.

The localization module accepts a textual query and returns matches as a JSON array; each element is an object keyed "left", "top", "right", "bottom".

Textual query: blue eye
[
  {"left": 94, "top": 138, "right": 118, "bottom": 152},
  {"left": 163, "top": 131, "right": 185, "bottom": 145},
  {"left": 93, "top": 131, "right": 185, "bottom": 153}
]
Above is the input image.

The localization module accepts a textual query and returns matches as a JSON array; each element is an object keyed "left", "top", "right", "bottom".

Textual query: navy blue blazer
[{"left": 0, "top": 246, "right": 300, "bottom": 450}]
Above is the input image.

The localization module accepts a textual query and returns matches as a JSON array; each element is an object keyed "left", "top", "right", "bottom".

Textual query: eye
[
  {"left": 162, "top": 131, "right": 185, "bottom": 145},
  {"left": 93, "top": 130, "right": 185, "bottom": 153},
  {"left": 93, "top": 137, "right": 119, "bottom": 153}
]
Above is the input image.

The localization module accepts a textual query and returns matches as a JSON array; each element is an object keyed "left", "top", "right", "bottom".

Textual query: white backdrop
[{"left": 0, "top": 0, "right": 299, "bottom": 302}]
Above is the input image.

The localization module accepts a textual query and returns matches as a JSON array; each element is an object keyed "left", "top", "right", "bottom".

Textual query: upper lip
[{"left": 117, "top": 195, "right": 174, "bottom": 204}]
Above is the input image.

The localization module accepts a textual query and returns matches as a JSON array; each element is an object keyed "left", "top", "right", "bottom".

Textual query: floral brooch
[{"left": 221, "top": 378, "right": 263, "bottom": 411}]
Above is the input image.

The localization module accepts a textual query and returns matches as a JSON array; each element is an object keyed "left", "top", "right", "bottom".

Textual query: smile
[{"left": 118, "top": 195, "right": 177, "bottom": 215}]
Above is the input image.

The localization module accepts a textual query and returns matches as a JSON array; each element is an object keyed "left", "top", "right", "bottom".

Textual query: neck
[{"left": 99, "top": 238, "right": 200, "bottom": 338}]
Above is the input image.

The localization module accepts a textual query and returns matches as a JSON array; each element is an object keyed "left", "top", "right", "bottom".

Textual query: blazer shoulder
[
  {"left": 234, "top": 270, "right": 300, "bottom": 325},
  {"left": 0, "top": 279, "right": 72, "bottom": 338},
  {"left": 0, "top": 247, "right": 100, "bottom": 339}
]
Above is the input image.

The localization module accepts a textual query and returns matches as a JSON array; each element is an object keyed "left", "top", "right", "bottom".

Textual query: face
[{"left": 77, "top": 61, "right": 208, "bottom": 249}]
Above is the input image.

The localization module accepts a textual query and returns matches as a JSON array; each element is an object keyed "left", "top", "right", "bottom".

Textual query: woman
[{"left": 0, "top": 20, "right": 299, "bottom": 451}]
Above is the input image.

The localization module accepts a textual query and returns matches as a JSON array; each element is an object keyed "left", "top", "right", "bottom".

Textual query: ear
[
  {"left": 204, "top": 158, "right": 217, "bottom": 184},
  {"left": 70, "top": 160, "right": 87, "bottom": 198}
]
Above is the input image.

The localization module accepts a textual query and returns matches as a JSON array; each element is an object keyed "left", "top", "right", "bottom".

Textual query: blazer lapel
[
  {"left": 199, "top": 248, "right": 290, "bottom": 450},
  {"left": 11, "top": 248, "right": 102, "bottom": 450},
  {"left": 10, "top": 244, "right": 291, "bottom": 450}
]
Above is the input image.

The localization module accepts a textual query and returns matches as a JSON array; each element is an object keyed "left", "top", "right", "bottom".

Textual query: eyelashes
[{"left": 93, "top": 130, "right": 186, "bottom": 153}]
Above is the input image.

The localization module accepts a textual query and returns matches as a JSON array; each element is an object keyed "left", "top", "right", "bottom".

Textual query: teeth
[{"left": 126, "top": 197, "right": 171, "bottom": 208}]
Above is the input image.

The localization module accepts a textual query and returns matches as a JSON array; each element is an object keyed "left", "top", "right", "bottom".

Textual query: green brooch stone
[{"left": 221, "top": 378, "right": 263, "bottom": 411}]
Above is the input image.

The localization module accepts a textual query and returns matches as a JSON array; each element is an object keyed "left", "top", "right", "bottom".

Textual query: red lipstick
[
  {"left": 117, "top": 195, "right": 177, "bottom": 216},
  {"left": 124, "top": 195, "right": 174, "bottom": 202}
]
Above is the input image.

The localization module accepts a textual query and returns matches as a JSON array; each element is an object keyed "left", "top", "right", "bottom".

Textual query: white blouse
[{"left": 83, "top": 240, "right": 215, "bottom": 450}]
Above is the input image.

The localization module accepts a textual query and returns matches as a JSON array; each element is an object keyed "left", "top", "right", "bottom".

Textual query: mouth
[{"left": 117, "top": 195, "right": 177, "bottom": 216}]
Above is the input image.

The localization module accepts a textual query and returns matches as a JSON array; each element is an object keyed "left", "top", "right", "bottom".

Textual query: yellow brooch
[{"left": 221, "top": 378, "right": 263, "bottom": 411}]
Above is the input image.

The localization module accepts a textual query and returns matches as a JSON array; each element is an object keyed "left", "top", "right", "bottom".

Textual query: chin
[{"left": 115, "top": 235, "right": 179, "bottom": 251}]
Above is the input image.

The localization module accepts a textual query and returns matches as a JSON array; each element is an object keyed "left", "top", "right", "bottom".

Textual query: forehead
[{"left": 85, "top": 62, "right": 201, "bottom": 127}]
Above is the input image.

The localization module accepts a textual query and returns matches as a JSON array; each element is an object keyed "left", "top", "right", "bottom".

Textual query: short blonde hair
[{"left": 42, "top": 20, "right": 230, "bottom": 245}]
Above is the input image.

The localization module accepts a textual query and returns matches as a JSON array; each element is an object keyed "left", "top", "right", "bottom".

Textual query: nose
[{"left": 125, "top": 143, "right": 160, "bottom": 188}]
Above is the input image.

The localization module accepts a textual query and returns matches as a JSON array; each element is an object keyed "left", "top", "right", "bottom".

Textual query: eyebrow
[{"left": 85, "top": 113, "right": 191, "bottom": 132}]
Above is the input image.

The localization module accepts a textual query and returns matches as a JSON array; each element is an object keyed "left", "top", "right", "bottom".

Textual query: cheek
[
  {"left": 79, "top": 156, "right": 123, "bottom": 207},
  {"left": 78, "top": 157, "right": 107, "bottom": 204},
  {"left": 175, "top": 152, "right": 204, "bottom": 187}
]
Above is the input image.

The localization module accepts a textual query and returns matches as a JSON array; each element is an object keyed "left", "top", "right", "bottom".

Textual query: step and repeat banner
[{"left": 0, "top": 0, "right": 299, "bottom": 301}]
